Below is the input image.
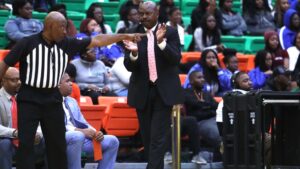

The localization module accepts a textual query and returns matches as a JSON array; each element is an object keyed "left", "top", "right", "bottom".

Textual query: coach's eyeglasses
[{"left": 3, "top": 77, "right": 20, "bottom": 83}]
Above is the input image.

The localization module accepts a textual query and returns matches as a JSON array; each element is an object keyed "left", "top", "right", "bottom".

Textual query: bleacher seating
[
  {"left": 97, "top": 2, "right": 121, "bottom": 15},
  {"left": 57, "top": 0, "right": 97, "bottom": 13},
  {"left": 181, "top": 51, "right": 200, "bottom": 63},
  {"left": 103, "top": 14, "right": 120, "bottom": 32},
  {"left": 183, "top": 34, "right": 193, "bottom": 52},
  {"left": 98, "top": 96, "right": 139, "bottom": 137},
  {"left": 221, "top": 35, "right": 265, "bottom": 54},
  {"left": 180, "top": 0, "right": 198, "bottom": 16},
  {"left": 79, "top": 96, "right": 107, "bottom": 130},
  {"left": 221, "top": 35, "right": 247, "bottom": 53},
  {"left": 181, "top": 51, "right": 255, "bottom": 72},
  {"left": 67, "top": 11, "right": 86, "bottom": 30},
  {"left": 179, "top": 74, "right": 187, "bottom": 86},
  {"left": 32, "top": 11, "right": 47, "bottom": 22},
  {"left": 0, "top": 10, "right": 10, "bottom": 29},
  {"left": 182, "top": 16, "right": 191, "bottom": 29},
  {"left": 0, "top": 31, "right": 8, "bottom": 49}
]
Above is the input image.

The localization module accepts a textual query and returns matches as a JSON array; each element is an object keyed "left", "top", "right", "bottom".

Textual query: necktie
[
  {"left": 147, "top": 30, "right": 158, "bottom": 82},
  {"left": 64, "top": 98, "right": 102, "bottom": 160},
  {"left": 11, "top": 96, "right": 19, "bottom": 147},
  {"left": 64, "top": 99, "right": 77, "bottom": 126}
]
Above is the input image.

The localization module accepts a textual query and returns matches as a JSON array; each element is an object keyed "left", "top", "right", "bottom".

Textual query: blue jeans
[
  {"left": 197, "top": 117, "right": 221, "bottom": 148},
  {"left": 0, "top": 138, "right": 46, "bottom": 169},
  {"left": 66, "top": 131, "right": 119, "bottom": 169}
]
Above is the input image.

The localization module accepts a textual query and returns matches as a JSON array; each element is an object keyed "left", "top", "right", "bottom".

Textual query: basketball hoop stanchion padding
[{"left": 171, "top": 105, "right": 181, "bottom": 169}]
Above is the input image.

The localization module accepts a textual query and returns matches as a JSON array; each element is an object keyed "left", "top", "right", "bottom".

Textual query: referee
[{"left": 0, "top": 12, "right": 141, "bottom": 169}]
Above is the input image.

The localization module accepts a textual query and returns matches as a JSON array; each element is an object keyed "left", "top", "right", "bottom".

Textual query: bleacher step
[{"left": 84, "top": 162, "right": 224, "bottom": 169}]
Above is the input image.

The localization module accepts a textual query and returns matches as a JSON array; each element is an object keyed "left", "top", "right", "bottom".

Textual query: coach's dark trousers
[{"left": 136, "top": 84, "right": 172, "bottom": 169}]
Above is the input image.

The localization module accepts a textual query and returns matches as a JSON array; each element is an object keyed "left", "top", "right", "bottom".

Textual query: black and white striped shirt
[{"left": 4, "top": 32, "right": 91, "bottom": 89}]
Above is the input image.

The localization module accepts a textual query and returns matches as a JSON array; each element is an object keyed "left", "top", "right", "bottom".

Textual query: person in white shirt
[{"left": 166, "top": 7, "right": 185, "bottom": 47}]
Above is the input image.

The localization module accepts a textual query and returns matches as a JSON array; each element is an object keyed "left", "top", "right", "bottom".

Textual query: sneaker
[
  {"left": 191, "top": 153, "right": 207, "bottom": 165},
  {"left": 164, "top": 152, "right": 172, "bottom": 164}
]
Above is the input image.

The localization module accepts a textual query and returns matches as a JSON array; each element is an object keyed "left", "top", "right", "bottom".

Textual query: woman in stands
[
  {"left": 158, "top": 0, "right": 175, "bottom": 23},
  {"left": 279, "top": 9, "right": 300, "bottom": 49},
  {"left": 71, "top": 48, "right": 116, "bottom": 104},
  {"left": 86, "top": 3, "right": 113, "bottom": 34},
  {"left": 190, "top": 0, "right": 222, "bottom": 33},
  {"left": 76, "top": 18, "right": 123, "bottom": 66},
  {"left": 274, "top": 0, "right": 290, "bottom": 28},
  {"left": 264, "top": 31, "right": 289, "bottom": 69},
  {"left": 115, "top": 7, "right": 139, "bottom": 33},
  {"left": 219, "top": 0, "right": 247, "bottom": 36},
  {"left": 248, "top": 50, "right": 273, "bottom": 89},
  {"left": 194, "top": 13, "right": 224, "bottom": 52},
  {"left": 166, "top": 7, "right": 185, "bottom": 48},
  {"left": 4, "top": 0, "right": 43, "bottom": 48},
  {"left": 184, "top": 49, "right": 224, "bottom": 96},
  {"left": 218, "top": 48, "right": 240, "bottom": 93},
  {"left": 243, "top": 0, "right": 275, "bottom": 35}
]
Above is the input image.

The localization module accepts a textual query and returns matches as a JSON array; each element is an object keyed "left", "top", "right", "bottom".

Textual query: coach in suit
[
  {"left": 123, "top": 1, "right": 184, "bottom": 169},
  {"left": 0, "top": 68, "right": 45, "bottom": 169}
]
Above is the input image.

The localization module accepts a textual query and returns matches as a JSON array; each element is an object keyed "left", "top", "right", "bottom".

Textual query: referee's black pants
[{"left": 16, "top": 88, "right": 67, "bottom": 169}]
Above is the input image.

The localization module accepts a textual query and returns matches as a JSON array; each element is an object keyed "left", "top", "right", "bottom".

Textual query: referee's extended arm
[{"left": 87, "top": 33, "right": 145, "bottom": 49}]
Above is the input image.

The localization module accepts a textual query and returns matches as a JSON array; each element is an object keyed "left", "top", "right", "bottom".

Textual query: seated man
[
  {"left": 216, "top": 71, "right": 253, "bottom": 135},
  {"left": 0, "top": 68, "right": 45, "bottom": 169},
  {"left": 164, "top": 115, "right": 207, "bottom": 164},
  {"left": 184, "top": 70, "right": 221, "bottom": 153},
  {"left": 59, "top": 73, "right": 119, "bottom": 169}
]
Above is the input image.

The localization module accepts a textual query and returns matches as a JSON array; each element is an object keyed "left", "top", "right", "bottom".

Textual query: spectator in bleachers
[
  {"left": 71, "top": 48, "right": 116, "bottom": 105},
  {"left": 194, "top": 13, "right": 224, "bottom": 52},
  {"left": 86, "top": 3, "right": 113, "bottom": 34},
  {"left": 184, "top": 70, "right": 221, "bottom": 155},
  {"left": 279, "top": 9, "right": 300, "bottom": 49},
  {"left": 274, "top": 0, "right": 290, "bottom": 28},
  {"left": 191, "top": 0, "right": 222, "bottom": 33},
  {"left": 0, "top": 68, "right": 46, "bottom": 169},
  {"left": 184, "top": 49, "right": 223, "bottom": 96},
  {"left": 243, "top": 0, "right": 275, "bottom": 35},
  {"left": 218, "top": 48, "right": 239, "bottom": 93},
  {"left": 216, "top": 71, "right": 252, "bottom": 136},
  {"left": 4, "top": 0, "right": 43, "bottom": 49},
  {"left": 248, "top": 50, "right": 273, "bottom": 89},
  {"left": 76, "top": 18, "right": 123, "bottom": 67},
  {"left": 287, "top": 31, "right": 300, "bottom": 73},
  {"left": 119, "top": 0, "right": 141, "bottom": 22},
  {"left": 264, "top": 30, "right": 289, "bottom": 69},
  {"left": 107, "top": 57, "right": 131, "bottom": 96},
  {"left": 263, "top": 66, "right": 291, "bottom": 91},
  {"left": 115, "top": 7, "right": 139, "bottom": 33},
  {"left": 49, "top": 3, "right": 77, "bottom": 37},
  {"left": 158, "top": 0, "right": 175, "bottom": 23},
  {"left": 166, "top": 7, "right": 184, "bottom": 47},
  {"left": 65, "top": 63, "right": 81, "bottom": 105},
  {"left": 33, "top": 0, "right": 55, "bottom": 12},
  {"left": 219, "top": 0, "right": 247, "bottom": 36},
  {"left": 59, "top": 73, "right": 119, "bottom": 169}
]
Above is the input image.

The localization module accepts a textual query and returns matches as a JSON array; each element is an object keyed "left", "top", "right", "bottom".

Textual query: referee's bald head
[{"left": 43, "top": 12, "right": 67, "bottom": 43}]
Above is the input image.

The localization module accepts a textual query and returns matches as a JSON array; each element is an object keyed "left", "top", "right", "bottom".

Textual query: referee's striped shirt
[{"left": 4, "top": 32, "right": 91, "bottom": 89}]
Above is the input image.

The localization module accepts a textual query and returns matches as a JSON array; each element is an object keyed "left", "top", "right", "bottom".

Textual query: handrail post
[{"left": 171, "top": 105, "right": 181, "bottom": 169}]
